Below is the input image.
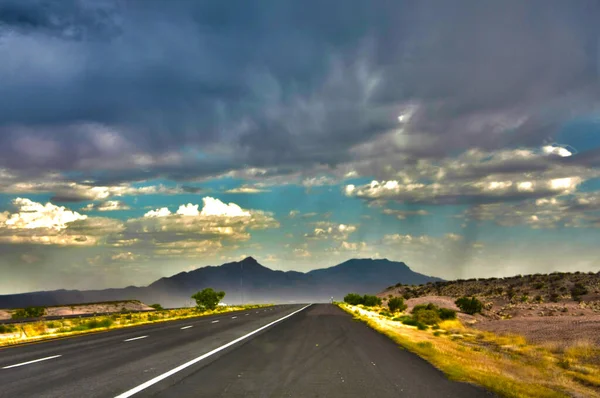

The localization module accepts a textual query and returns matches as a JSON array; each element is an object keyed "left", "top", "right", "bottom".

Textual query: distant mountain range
[{"left": 0, "top": 257, "right": 443, "bottom": 308}]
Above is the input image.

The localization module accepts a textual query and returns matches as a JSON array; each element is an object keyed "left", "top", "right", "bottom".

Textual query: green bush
[
  {"left": 149, "top": 303, "right": 164, "bottom": 310},
  {"left": 570, "top": 283, "right": 588, "bottom": 300},
  {"left": 192, "top": 288, "right": 226, "bottom": 311},
  {"left": 387, "top": 297, "right": 407, "bottom": 313},
  {"left": 0, "top": 324, "right": 17, "bottom": 334},
  {"left": 454, "top": 296, "right": 483, "bottom": 315},
  {"left": 413, "top": 309, "right": 441, "bottom": 325},
  {"left": 11, "top": 306, "right": 46, "bottom": 319},
  {"left": 438, "top": 308, "right": 457, "bottom": 320},
  {"left": 362, "top": 295, "right": 382, "bottom": 307},
  {"left": 344, "top": 293, "right": 364, "bottom": 305}
]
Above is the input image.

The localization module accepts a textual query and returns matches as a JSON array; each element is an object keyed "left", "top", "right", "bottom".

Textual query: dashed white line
[
  {"left": 180, "top": 326, "right": 193, "bottom": 330},
  {"left": 231, "top": 316, "right": 237, "bottom": 319},
  {"left": 245, "top": 313, "right": 249, "bottom": 316},
  {"left": 124, "top": 336, "right": 148, "bottom": 342},
  {"left": 114, "top": 304, "right": 311, "bottom": 398},
  {"left": 2, "top": 355, "right": 62, "bottom": 369},
  {"left": 211, "top": 320, "right": 219, "bottom": 324}
]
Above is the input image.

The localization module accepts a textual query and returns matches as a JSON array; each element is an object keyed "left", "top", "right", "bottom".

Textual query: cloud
[
  {"left": 82, "top": 200, "right": 130, "bottom": 212},
  {"left": 464, "top": 192, "right": 600, "bottom": 229},
  {"left": 382, "top": 208, "right": 429, "bottom": 219},
  {"left": 225, "top": 185, "right": 270, "bottom": 194},
  {"left": 304, "top": 222, "right": 357, "bottom": 240},
  {"left": 1, "top": 1, "right": 596, "bottom": 184},
  {"left": 0, "top": 198, "right": 123, "bottom": 246},
  {"left": 344, "top": 146, "right": 598, "bottom": 205}
]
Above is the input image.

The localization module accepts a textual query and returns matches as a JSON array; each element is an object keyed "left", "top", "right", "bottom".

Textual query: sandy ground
[
  {"left": 0, "top": 301, "right": 154, "bottom": 320},
  {"left": 473, "top": 316, "right": 600, "bottom": 346}
]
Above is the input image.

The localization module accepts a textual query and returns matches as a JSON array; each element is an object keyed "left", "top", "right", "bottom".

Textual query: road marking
[
  {"left": 2, "top": 355, "right": 62, "bottom": 369},
  {"left": 231, "top": 316, "right": 237, "bottom": 319},
  {"left": 245, "top": 313, "right": 249, "bottom": 316},
  {"left": 114, "top": 305, "right": 311, "bottom": 398},
  {"left": 124, "top": 336, "right": 148, "bottom": 342},
  {"left": 211, "top": 320, "right": 219, "bottom": 324},
  {"left": 180, "top": 326, "right": 193, "bottom": 330}
]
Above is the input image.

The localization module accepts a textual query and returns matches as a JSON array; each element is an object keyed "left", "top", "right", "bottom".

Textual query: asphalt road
[{"left": 0, "top": 304, "right": 492, "bottom": 398}]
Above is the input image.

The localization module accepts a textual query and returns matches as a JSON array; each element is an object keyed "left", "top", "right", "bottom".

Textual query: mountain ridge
[{"left": 0, "top": 257, "right": 442, "bottom": 308}]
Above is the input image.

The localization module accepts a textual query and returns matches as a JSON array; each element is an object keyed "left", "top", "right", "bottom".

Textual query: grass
[
  {"left": 338, "top": 303, "right": 600, "bottom": 398},
  {"left": 0, "top": 304, "right": 271, "bottom": 347}
]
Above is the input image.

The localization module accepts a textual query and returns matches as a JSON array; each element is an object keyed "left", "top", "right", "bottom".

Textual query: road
[{"left": 0, "top": 304, "right": 492, "bottom": 397}]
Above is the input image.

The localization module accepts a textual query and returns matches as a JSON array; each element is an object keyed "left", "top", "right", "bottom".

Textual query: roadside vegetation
[
  {"left": 0, "top": 289, "right": 270, "bottom": 347},
  {"left": 339, "top": 297, "right": 600, "bottom": 398}
]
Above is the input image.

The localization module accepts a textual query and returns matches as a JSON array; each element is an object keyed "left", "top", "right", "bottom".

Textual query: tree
[
  {"left": 192, "top": 288, "right": 225, "bottom": 311},
  {"left": 11, "top": 306, "right": 46, "bottom": 319},
  {"left": 344, "top": 293, "right": 363, "bottom": 305},
  {"left": 454, "top": 296, "right": 483, "bottom": 315},
  {"left": 149, "top": 304, "right": 164, "bottom": 310},
  {"left": 387, "top": 297, "right": 407, "bottom": 313}
]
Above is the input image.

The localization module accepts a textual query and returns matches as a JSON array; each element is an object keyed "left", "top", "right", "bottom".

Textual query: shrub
[
  {"left": 149, "top": 304, "right": 164, "bottom": 310},
  {"left": 413, "top": 309, "right": 441, "bottom": 325},
  {"left": 11, "top": 306, "right": 46, "bottom": 319},
  {"left": 455, "top": 296, "right": 483, "bottom": 315},
  {"left": 438, "top": 308, "right": 457, "bottom": 320},
  {"left": 570, "top": 283, "right": 588, "bottom": 300},
  {"left": 520, "top": 294, "right": 529, "bottom": 303},
  {"left": 379, "top": 309, "right": 392, "bottom": 318},
  {"left": 0, "top": 324, "right": 16, "bottom": 334},
  {"left": 343, "top": 293, "right": 364, "bottom": 305},
  {"left": 387, "top": 297, "right": 407, "bottom": 313},
  {"left": 534, "top": 295, "right": 543, "bottom": 303},
  {"left": 533, "top": 282, "right": 546, "bottom": 290},
  {"left": 362, "top": 295, "right": 382, "bottom": 307},
  {"left": 549, "top": 292, "right": 560, "bottom": 302}
]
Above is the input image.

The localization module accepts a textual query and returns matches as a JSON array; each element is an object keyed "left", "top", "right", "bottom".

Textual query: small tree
[
  {"left": 362, "top": 295, "right": 382, "bottom": 307},
  {"left": 388, "top": 297, "right": 407, "bottom": 313},
  {"left": 11, "top": 306, "right": 46, "bottom": 319},
  {"left": 344, "top": 293, "right": 364, "bottom": 305},
  {"left": 192, "top": 288, "right": 225, "bottom": 311},
  {"left": 149, "top": 303, "right": 164, "bottom": 310},
  {"left": 455, "top": 296, "right": 483, "bottom": 315}
]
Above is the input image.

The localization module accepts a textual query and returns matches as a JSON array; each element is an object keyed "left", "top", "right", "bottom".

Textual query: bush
[
  {"left": 570, "top": 283, "right": 588, "bottom": 300},
  {"left": 0, "top": 324, "right": 16, "bottom": 334},
  {"left": 362, "top": 295, "right": 382, "bottom": 307},
  {"left": 379, "top": 309, "right": 392, "bottom": 318},
  {"left": 11, "top": 306, "right": 46, "bottom": 319},
  {"left": 387, "top": 297, "right": 407, "bottom": 313},
  {"left": 438, "top": 308, "right": 457, "bottom": 320},
  {"left": 344, "top": 293, "right": 363, "bottom": 305},
  {"left": 149, "top": 304, "right": 164, "bottom": 310},
  {"left": 413, "top": 309, "right": 441, "bottom": 325},
  {"left": 455, "top": 297, "right": 483, "bottom": 315},
  {"left": 549, "top": 292, "right": 560, "bottom": 302}
]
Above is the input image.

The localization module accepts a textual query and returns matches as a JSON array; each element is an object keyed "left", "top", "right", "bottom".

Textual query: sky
[{"left": 1, "top": 0, "right": 600, "bottom": 294}]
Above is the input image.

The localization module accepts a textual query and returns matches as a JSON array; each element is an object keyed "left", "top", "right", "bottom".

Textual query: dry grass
[
  {"left": 339, "top": 303, "right": 600, "bottom": 398},
  {"left": 0, "top": 304, "right": 271, "bottom": 347}
]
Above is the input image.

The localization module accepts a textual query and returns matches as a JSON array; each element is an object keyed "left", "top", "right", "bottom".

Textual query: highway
[{"left": 0, "top": 304, "right": 492, "bottom": 397}]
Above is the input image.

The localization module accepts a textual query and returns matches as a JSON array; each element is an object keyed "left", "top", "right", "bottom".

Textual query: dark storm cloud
[{"left": 1, "top": 0, "right": 599, "bottom": 180}]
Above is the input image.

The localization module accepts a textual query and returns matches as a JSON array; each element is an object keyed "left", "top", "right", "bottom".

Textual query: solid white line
[
  {"left": 231, "top": 316, "right": 237, "bottom": 319},
  {"left": 114, "top": 305, "right": 311, "bottom": 398},
  {"left": 124, "top": 335, "right": 148, "bottom": 342},
  {"left": 2, "top": 355, "right": 62, "bottom": 369},
  {"left": 211, "top": 320, "right": 219, "bottom": 323},
  {"left": 180, "top": 326, "right": 193, "bottom": 330}
]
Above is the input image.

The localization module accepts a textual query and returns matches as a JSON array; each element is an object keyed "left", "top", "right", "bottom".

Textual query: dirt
[
  {"left": 0, "top": 301, "right": 154, "bottom": 320},
  {"left": 473, "top": 316, "right": 600, "bottom": 346}
]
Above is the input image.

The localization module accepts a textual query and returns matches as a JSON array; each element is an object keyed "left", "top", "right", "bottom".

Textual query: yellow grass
[
  {"left": 339, "top": 303, "right": 600, "bottom": 398},
  {"left": 0, "top": 304, "right": 271, "bottom": 347}
]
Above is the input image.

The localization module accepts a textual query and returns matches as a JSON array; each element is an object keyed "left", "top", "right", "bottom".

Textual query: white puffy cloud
[
  {"left": 4, "top": 198, "right": 87, "bottom": 230},
  {"left": 382, "top": 208, "right": 429, "bottom": 219},
  {"left": 200, "top": 197, "right": 250, "bottom": 217},
  {"left": 144, "top": 207, "right": 172, "bottom": 218}
]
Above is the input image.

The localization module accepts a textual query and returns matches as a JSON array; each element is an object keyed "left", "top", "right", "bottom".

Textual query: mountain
[{"left": 0, "top": 257, "right": 442, "bottom": 308}]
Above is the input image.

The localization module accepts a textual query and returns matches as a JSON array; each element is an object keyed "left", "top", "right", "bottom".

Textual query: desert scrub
[{"left": 339, "top": 303, "right": 600, "bottom": 398}]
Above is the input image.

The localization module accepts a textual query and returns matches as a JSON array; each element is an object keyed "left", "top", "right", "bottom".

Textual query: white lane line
[
  {"left": 114, "top": 304, "right": 311, "bottom": 398},
  {"left": 2, "top": 355, "right": 62, "bottom": 369},
  {"left": 231, "top": 316, "right": 237, "bottom": 319},
  {"left": 211, "top": 320, "right": 219, "bottom": 324},
  {"left": 180, "top": 326, "right": 193, "bottom": 330},
  {"left": 245, "top": 313, "right": 249, "bottom": 316},
  {"left": 124, "top": 336, "right": 148, "bottom": 342}
]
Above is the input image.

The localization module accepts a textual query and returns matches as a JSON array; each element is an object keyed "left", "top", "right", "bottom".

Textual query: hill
[
  {"left": 0, "top": 257, "right": 441, "bottom": 308},
  {"left": 379, "top": 271, "right": 600, "bottom": 346}
]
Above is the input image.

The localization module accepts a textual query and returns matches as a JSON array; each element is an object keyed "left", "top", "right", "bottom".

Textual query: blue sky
[{"left": 0, "top": 0, "right": 599, "bottom": 293}]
